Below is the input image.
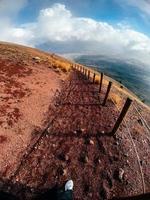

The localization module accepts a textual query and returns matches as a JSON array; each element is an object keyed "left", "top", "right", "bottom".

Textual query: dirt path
[{"left": 2, "top": 70, "right": 149, "bottom": 199}]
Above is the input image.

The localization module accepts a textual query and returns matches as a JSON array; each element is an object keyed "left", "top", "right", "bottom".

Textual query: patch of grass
[{"left": 109, "top": 93, "right": 123, "bottom": 107}]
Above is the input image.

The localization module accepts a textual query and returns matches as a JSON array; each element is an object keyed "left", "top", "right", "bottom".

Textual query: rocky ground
[
  {"left": 0, "top": 43, "right": 149, "bottom": 200},
  {"left": 0, "top": 42, "right": 70, "bottom": 178}
]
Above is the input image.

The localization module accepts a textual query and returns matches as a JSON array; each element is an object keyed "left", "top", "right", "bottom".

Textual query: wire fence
[{"left": 73, "top": 63, "right": 150, "bottom": 194}]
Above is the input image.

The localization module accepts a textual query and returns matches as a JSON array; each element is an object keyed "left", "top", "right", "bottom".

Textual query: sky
[{"left": 0, "top": 0, "right": 150, "bottom": 67}]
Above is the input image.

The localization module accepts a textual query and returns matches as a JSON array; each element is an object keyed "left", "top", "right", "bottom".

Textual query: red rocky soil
[
  {"left": 0, "top": 42, "right": 69, "bottom": 178},
  {"left": 0, "top": 43, "right": 150, "bottom": 200},
  {"left": 0, "top": 70, "right": 149, "bottom": 200}
]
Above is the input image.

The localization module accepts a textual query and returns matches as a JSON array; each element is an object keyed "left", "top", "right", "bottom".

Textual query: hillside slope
[
  {"left": 0, "top": 42, "right": 72, "bottom": 178},
  {"left": 0, "top": 42, "right": 149, "bottom": 200}
]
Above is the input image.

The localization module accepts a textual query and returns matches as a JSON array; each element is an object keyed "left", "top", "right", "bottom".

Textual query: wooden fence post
[
  {"left": 85, "top": 69, "right": 87, "bottom": 77},
  {"left": 99, "top": 72, "right": 104, "bottom": 93},
  {"left": 93, "top": 73, "right": 96, "bottom": 83},
  {"left": 102, "top": 81, "right": 112, "bottom": 106},
  {"left": 88, "top": 70, "right": 90, "bottom": 79},
  {"left": 84, "top": 69, "right": 86, "bottom": 77},
  {"left": 111, "top": 98, "right": 132, "bottom": 134}
]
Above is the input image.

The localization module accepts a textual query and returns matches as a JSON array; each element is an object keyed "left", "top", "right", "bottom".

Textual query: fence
[
  {"left": 73, "top": 63, "right": 150, "bottom": 194},
  {"left": 73, "top": 64, "right": 149, "bottom": 133}
]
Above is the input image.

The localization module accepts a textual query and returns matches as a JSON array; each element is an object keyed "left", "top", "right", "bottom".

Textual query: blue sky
[
  {"left": 15, "top": 0, "right": 150, "bottom": 35},
  {"left": 0, "top": 0, "right": 150, "bottom": 67}
]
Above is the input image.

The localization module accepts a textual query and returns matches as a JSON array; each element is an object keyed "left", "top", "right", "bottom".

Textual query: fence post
[
  {"left": 85, "top": 69, "right": 87, "bottom": 77},
  {"left": 93, "top": 73, "right": 96, "bottom": 83},
  {"left": 86, "top": 69, "right": 88, "bottom": 76},
  {"left": 99, "top": 72, "right": 104, "bottom": 93},
  {"left": 102, "top": 81, "right": 112, "bottom": 106},
  {"left": 88, "top": 70, "right": 90, "bottom": 79},
  {"left": 81, "top": 67, "right": 83, "bottom": 73},
  {"left": 111, "top": 98, "right": 132, "bottom": 134}
]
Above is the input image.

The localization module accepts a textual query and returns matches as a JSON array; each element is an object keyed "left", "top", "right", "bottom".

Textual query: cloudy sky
[{"left": 0, "top": 0, "right": 150, "bottom": 66}]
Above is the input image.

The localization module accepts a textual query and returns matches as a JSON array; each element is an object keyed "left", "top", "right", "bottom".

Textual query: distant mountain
[{"left": 74, "top": 55, "right": 150, "bottom": 105}]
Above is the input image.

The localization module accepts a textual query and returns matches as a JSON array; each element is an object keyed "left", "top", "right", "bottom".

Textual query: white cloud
[{"left": 0, "top": 3, "right": 150, "bottom": 67}]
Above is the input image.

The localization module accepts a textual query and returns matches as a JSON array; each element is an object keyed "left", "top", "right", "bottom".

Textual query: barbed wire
[
  {"left": 132, "top": 102, "right": 150, "bottom": 133},
  {"left": 110, "top": 97, "right": 146, "bottom": 194},
  {"left": 74, "top": 66, "right": 146, "bottom": 193}
]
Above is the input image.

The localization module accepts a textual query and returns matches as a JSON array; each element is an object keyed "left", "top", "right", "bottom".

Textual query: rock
[
  {"left": 32, "top": 56, "right": 41, "bottom": 63},
  {"left": 57, "top": 166, "right": 67, "bottom": 176},
  {"left": 80, "top": 154, "right": 89, "bottom": 163},
  {"left": 15, "top": 178, "right": 19, "bottom": 182},
  {"left": 119, "top": 168, "right": 124, "bottom": 181},
  {"left": 54, "top": 68, "right": 61, "bottom": 73},
  {"left": 98, "top": 159, "right": 101, "bottom": 164},
  {"left": 47, "top": 127, "right": 51, "bottom": 133},
  {"left": 81, "top": 128, "right": 86, "bottom": 132},
  {"left": 84, "top": 156, "right": 89, "bottom": 163},
  {"left": 89, "top": 139, "right": 94, "bottom": 145},
  {"left": 94, "top": 157, "right": 101, "bottom": 164},
  {"left": 123, "top": 153, "right": 128, "bottom": 157},
  {"left": 65, "top": 155, "right": 70, "bottom": 161},
  {"left": 63, "top": 169, "right": 67, "bottom": 176},
  {"left": 30, "top": 188, "right": 34, "bottom": 192},
  {"left": 52, "top": 144, "right": 56, "bottom": 148},
  {"left": 33, "top": 56, "right": 41, "bottom": 61},
  {"left": 114, "top": 141, "right": 119, "bottom": 145},
  {"left": 58, "top": 153, "right": 69, "bottom": 161},
  {"left": 114, "top": 168, "right": 125, "bottom": 182},
  {"left": 126, "top": 160, "right": 129, "bottom": 164},
  {"left": 86, "top": 138, "right": 94, "bottom": 145},
  {"left": 73, "top": 130, "right": 77, "bottom": 134}
]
